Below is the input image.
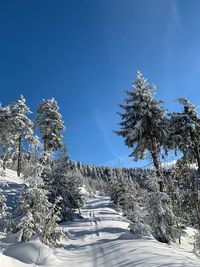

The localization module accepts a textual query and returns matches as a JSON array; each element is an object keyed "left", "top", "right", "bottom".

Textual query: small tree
[
  {"left": 0, "top": 190, "right": 7, "bottom": 218},
  {"left": 9, "top": 159, "right": 61, "bottom": 244},
  {"left": 50, "top": 171, "right": 83, "bottom": 220},
  {"left": 147, "top": 173, "right": 184, "bottom": 244},
  {"left": 42, "top": 197, "right": 61, "bottom": 246}
]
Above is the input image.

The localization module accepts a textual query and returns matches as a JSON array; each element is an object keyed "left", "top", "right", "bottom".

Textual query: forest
[{"left": 0, "top": 71, "right": 200, "bottom": 256}]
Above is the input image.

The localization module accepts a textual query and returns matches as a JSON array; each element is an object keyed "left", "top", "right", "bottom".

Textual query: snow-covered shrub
[{"left": 128, "top": 222, "right": 150, "bottom": 236}]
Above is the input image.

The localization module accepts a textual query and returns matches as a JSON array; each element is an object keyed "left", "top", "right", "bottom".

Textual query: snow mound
[
  {"left": 3, "top": 238, "right": 58, "bottom": 265},
  {"left": 0, "top": 253, "right": 30, "bottom": 267}
]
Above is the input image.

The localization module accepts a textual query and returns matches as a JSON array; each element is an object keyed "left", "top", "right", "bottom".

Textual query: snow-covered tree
[
  {"left": 109, "top": 173, "right": 149, "bottom": 236},
  {"left": 128, "top": 205, "right": 150, "bottom": 236},
  {"left": 50, "top": 171, "right": 83, "bottom": 220},
  {"left": 9, "top": 157, "right": 61, "bottom": 245},
  {"left": 0, "top": 105, "right": 15, "bottom": 170},
  {"left": 116, "top": 71, "right": 167, "bottom": 191},
  {"left": 0, "top": 190, "right": 7, "bottom": 218},
  {"left": 169, "top": 98, "right": 200, "bottom": 229},
  {"left": 126, "top": 186, "right": 150, "bottom": 236},
  {"left": 35, "top": 98, "right": 64, "bottom": 161},
  {"left": 9, "top": 96, "right": 34, "bottom": 177},
  {"left": 42, "top": 197, "right": 61, "bottom": 246},
  {"left": 12, "top": 181, "right": 50, "bottom": 241},
  {"left": 148, "top": 189, "right": 184, "bottom": 243},
  {"left": 169, "top": 98, "right": 200, "bottom": 165}
]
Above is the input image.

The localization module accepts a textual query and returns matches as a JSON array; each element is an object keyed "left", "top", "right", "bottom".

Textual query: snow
[
  {"left": 0, "top": 168, "right": 25, "bottom": 210},
  {"left": 0, "top": 170, "right": 200, "bottom": 266}
]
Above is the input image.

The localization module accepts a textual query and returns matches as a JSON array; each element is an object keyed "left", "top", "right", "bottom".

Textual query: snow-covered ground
[{"left": 0, "top": 170, "right": 200, "bottom": 266}]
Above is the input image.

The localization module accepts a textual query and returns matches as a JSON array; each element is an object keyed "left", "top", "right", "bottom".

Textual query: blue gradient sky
[{"left": 0, "top": 0, "right": 200, "bottom": 167}]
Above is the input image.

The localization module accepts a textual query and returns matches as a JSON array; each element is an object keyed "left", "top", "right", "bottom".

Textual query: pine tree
[
  {"left": 0, "top": 105, "right": 16, "bottom": 170},
  {"left": 9, "top": 96, "right": 34, "bottom": 177},
  {"left": 116, "top": 71, "right": 167, "bottom": 192},
  {"left": 35, "top": 98, "right": 64, "bottom": 162}
]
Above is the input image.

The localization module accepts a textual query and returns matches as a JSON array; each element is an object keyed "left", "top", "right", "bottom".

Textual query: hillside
[{"left": 0, "top": 170, "right": 200, "bottom": 267}]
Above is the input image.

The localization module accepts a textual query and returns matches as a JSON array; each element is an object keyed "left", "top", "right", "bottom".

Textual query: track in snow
[{"left": 53, "top": 196, "right": 200, "bottom": 267}]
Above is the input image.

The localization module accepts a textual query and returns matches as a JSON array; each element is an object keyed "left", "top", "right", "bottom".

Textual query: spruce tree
[
  {"left": 116, "top": 71, "right": 167, "bottom": 192},
  {"left": 170, "top": 98, "right": 200, "bottom": 229}
]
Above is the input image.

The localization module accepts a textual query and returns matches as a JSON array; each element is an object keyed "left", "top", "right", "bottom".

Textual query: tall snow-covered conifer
[
  {"left": 9, "top": 96, "right": 34, "bottom": 177},
  {"left": 170, "top": 98, "right": 200, "bottom": 229},
  {"left": 35, "top": 98, "right": 64, "bottom": 161},
  {"left": 116, "top": 71, "right": 167, "bottom": 191}
]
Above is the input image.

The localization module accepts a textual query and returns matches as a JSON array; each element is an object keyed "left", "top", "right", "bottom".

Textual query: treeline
[{"left": 66, "top": 160, "right": 151, "bottom": 184}]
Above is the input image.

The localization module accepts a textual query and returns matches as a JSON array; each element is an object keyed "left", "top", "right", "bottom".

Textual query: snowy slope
[
  {"left": 0, "top": 169, "right": 25, "bottom": 210},
  {"left": 0, "top": 170, "right": 200, "bottom": 267}
]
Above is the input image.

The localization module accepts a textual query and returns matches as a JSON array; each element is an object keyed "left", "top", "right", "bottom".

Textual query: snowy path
[
  {"left": 1, "top": 193, "right": 200, "bottom": 266},
  {"left": 53, "top": 195, "right": 200, "bottom": 267}
]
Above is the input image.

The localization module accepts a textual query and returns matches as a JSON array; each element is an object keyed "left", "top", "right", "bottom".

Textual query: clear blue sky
[{"left": 0, "top": 0, "right": 200, "bottom": 167}]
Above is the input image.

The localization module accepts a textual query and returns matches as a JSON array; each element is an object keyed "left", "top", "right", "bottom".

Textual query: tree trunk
[
  {"left": 43, "top": 132, "right": 51, "bottom": 165},
  {"left": 195, "top": 149, "right": 200, "bottom": 230},
  {"left": 148, "top": 125, "right": 164, "bottom": 192},
  {"left": 151, "top": 143, "right": 164, "bottom": 192},
  {"left": 44, "top": 134, "right": 47, "bottom": 153},
  {"left": 17, "top": 135, "right": 22, "bottom": 177}
]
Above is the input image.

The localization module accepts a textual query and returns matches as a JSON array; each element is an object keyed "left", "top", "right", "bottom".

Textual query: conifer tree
[
  {"left": 9, "top": 96, "right": 34, "bottom": 177},
  {"left": 42, "top": 197, "right": 61, "bottom": 246},
  {"left": 35, "top": 98, "right": 64, "bottom": 162},
  {"left": 170, "top": 98, "right": 200, "bottom": 229},
  {"left": 116, "top": 72, "right": 167, "bottom": 191},
  {"left": 0, "top": 105, "right": 16, "bottom": 170},
  {"left": 0, "top": 190, "right": 7, "bottom": 218},
  {"left": 50, "top": 171, "right": 83, "bottom": 220}
]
